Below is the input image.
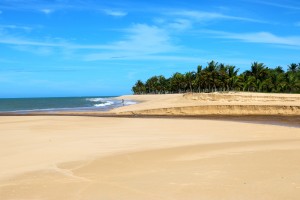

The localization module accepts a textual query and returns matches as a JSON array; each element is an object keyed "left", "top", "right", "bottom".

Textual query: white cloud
[
  {"left": 167, "top": 19, "right": 192, "bottom": 31},
  {"left": 154, "top": 18, "right": 191, "bottom": 31},
  {"left": 205, "top": 30, "right": 300, "bottom": 47},
  {"left": 157, "top": 10, "right": 266, "bottom": 32},
  {"left": 103, "top": 10, "right": 127, "bottom": 17},
  {"left": 85, "top": 24, "right": 178, "bottom": 61},
  {"left": 0, "top": 33, "right": 122, "bottom": 51},
  {"left": 40, "top": 9, "right": 53, "bottom": 14},
  {"left": 253, "top": 1, "right": 300, "bottom": 10},
  {"left": 119, "top": 24, "right": 174, "bottom": 52},
  {"left": 0, "top": 23, "right": 179, "bottom": 60},
  {"left": 170, "top": 10, "right": 267, "bottom": 23},
  {"left": 0, "top": 35, "right": 64, "bottom": 47}
]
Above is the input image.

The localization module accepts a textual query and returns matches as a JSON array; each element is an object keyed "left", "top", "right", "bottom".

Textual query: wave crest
[
  {"left": 86, "top": 98, "right": 104, "bottom": 102},
  {"left": 94, "top": 101, "right": 114, "bottom": 107}
]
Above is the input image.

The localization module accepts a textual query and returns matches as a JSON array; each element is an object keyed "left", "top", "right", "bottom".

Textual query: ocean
[{"left": 0, "top": 96, "right": 136, "bottom": 113}]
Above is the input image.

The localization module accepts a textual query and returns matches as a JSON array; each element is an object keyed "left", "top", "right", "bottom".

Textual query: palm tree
[
  {"left": 170, "top": 72, "right": 185, "bottom": 93},
  {"left": 260, "top": 77, "right": 273, "bottom": 92},
  {"left": 231, "top": 76, "right": 242, "bottom": 91},
  {"left": 218, "top": 64, "right": 228, "bottom": 91},
  {"left": 227, "top": 65, "right": 239, "bottom": 91},
  {"left": 243, "top": 76, "right": 256, "bottom": 91},
  {"left": 288, "top": 63, "right": 298, "bottom": 73},
  {"left": 274, "top": 66, "right": 284, "bottom": 74},
  {"left": 195, "top": 65, "right": 203, "bottom": 92},
  {"left": 132, "top": 80, "right": 146, "bottom": 94},
  {"left": 268, "top": 68, "right": 285, "bottom": 92},
  {"left": 185, "top": 71, "right": 195, "bottom": 92},
  {"left": 145, "top": 76, "right": 159, "bottom": 94},
  {"left": 245, "top": 62, "right": 267, "bottom": 92},
  {"left": 285, "top": 72, "right": 300, "bottom": 93},
  {"left": 157, "top": 75, "right": 168, "bottom": 94},
  {"left": 205, "top": 61, "right": 219, "bottom": 92}
]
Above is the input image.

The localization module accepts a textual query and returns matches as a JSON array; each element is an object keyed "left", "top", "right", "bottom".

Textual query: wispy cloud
[
  {"left": 103, "top": 9, "right": 127, "bottom": 17},
  {"left": 167, "top": 19, "right": 192, "bottom": 30},
  {"left": 0, "top": 34, "right": 66, "bottom": 47},
  {"left": 0, "top": 23, "right": 180, "bottom": 60},
  {"left": 153, "top": 18, "right": 191, "bottom": 31},
  {"left": 40, "top": 8, "right": 53, "bottom": 14},
  {"left": 0, "top": 24, "right": 32, "bottom": 31},
  {"left": 157, "top": 10, "right": 269, "bottom": 32},
  {"left": 252, "top": 1, "right": 300, "bottom": 10},
  {"left": 169, "top": 10, "right": 268, "bottom": 23},
  {"left": 154, "top": 9, "right": 268, "bottom": 33},
  {"left": 0, "top": 33, "right": 134, "bottom": 51},
  {"left": 0, "top": 1, "right": 125, "bottom": 14},
  {"left": 12, "top": 45, "right": 53, "bottom": 56},
  {"left": 85, "top": 24, "right": 178, "bottom": 61},
  {"left": 204, "top": 30, "right": 300, "bottom": 47}
]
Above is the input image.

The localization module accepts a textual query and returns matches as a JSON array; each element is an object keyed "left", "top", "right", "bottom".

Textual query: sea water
[{"left": 0, "top": 96, "right": 136, "bottom": 113}]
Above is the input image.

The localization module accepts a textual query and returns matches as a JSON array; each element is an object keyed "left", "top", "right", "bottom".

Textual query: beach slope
[{"left": 112, "top": 92, "right": 300, "bottom": 116}]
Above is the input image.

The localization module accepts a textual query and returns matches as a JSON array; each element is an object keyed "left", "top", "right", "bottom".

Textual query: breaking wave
[{"left": 94, "top": 101, "right": 114, "bottom": 107}]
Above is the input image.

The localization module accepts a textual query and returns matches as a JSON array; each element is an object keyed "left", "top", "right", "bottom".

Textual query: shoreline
[{"left": 0, "top": 92, "right": 299, "bottom": 127}]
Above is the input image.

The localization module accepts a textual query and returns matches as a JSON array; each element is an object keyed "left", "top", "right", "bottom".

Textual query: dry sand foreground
[{"left": 0, "top": 116, "right": 300, "bottom": 200}]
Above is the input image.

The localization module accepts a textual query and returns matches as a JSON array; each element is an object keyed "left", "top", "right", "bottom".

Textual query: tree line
[{"left": 132, "top": 61, "right": 300, "bottom": 94}]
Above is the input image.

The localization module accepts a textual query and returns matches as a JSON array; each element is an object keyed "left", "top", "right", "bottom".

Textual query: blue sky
[{"left": 0, "top": 0, "right": 300, "bottom": 97}]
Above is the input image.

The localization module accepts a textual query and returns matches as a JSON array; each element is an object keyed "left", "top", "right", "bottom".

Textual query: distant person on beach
[{"left": 122, "top": 99, "right": 124, "bottom": 106}]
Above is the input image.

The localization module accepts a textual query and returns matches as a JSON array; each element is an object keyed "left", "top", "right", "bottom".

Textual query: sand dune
[
  {"left": 1, "top": 116, "right": 300, "bottom": 200},
  {"left": 113, "top": 92, "right": 300, "bottom": 116},
  {"left": 117, "top": 105, "right": 300, "bottom": 116}
]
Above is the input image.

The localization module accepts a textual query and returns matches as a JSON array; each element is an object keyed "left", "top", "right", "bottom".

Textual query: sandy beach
[
  {"left": 0, "top": 92, "right": 300, "bottom": 199},
  {"left": 2, "top": 0, "right": 300, "bottom": 198},
  {"left": 112, "top": 92, "right": 300, "bottom": 116}
]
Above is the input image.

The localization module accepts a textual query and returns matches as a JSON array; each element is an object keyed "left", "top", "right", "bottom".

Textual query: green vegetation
[{"left": 132, "top": 61, "right": 300, "bottom": 94}]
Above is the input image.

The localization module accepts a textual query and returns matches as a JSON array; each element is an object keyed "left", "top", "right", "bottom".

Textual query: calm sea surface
[{"left": 0, "top": 96, "right": 136, "bottom": 113}]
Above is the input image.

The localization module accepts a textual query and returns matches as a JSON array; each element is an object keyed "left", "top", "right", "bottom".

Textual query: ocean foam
[
  {"left": 94, "top": 101, "right": 114, "bottom": 107},
  {"left": 124, "top": 101, "right": 137, "bottom": 105},
  {"left": 86, "top": 98, "right": 104, "bottom": 102}
]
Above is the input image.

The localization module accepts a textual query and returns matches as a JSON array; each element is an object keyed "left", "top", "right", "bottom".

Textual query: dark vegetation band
[{"left": 132, "top": 61, "right": 300, "bottom": 94}]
